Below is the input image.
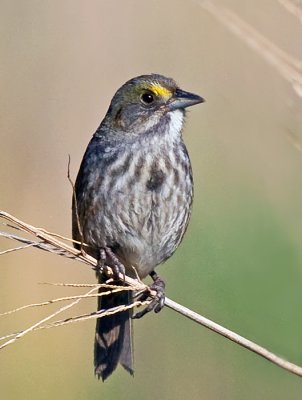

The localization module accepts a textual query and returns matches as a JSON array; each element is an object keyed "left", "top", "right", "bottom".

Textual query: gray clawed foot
[
  {"left": 95, "top": 247, "right": 125, "bottom": 282},
  {"left": 133, "top": 271, "right": 165, "bottom": 319}
]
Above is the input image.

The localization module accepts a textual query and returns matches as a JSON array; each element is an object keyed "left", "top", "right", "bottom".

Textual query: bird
[{"left": 72, "top": 73, "right": 204, "bottom": 381}]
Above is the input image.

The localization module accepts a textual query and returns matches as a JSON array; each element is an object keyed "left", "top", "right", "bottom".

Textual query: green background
[{"left": 1, "top": 1, "right": 302, "bottom": 399}]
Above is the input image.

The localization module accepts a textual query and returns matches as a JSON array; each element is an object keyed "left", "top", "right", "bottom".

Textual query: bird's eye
[{"left": 140, "top": 91, "right": 155, "bottom": 105}]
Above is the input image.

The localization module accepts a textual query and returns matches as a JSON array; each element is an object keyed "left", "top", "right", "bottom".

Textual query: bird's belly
[
  {"left": 80, "top": 144, "right": 193, "bottom": 279},
  {"left": 95, "top": 179, "right": 191, "bottom": 278}
]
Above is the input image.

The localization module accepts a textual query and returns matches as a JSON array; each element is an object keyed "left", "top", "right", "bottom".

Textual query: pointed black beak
[{"left": 168, "top": 88, "right": 205, "bottom": 111}]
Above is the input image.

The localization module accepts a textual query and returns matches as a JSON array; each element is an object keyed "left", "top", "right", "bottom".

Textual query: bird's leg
[
  {"left": 94, "top": 248, "right": 106, "bottom": 273},
  {"left": 150, "top": 271, "right": 166, "bottom": 312},
  {"left": 133, "top": 271, "right": 166, "bottom": 319},
  {"left": 94, "top": 247, "right": 125, "bottom": 283},
  {"left": 104, "top": 246, "right": 126, "bottom": 283}
]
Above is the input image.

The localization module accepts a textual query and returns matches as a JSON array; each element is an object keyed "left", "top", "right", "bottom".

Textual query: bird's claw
[
  {"left": 133, "top": 272, "right": 165, "bottom": 319},
  {"left": 96, "top": 247, "right": 125, "bottom": 282}
]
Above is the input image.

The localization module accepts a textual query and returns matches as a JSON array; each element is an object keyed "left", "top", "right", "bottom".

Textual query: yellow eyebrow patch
[{"left": 149, "top": 83, "right": 172, "bottom": 98}]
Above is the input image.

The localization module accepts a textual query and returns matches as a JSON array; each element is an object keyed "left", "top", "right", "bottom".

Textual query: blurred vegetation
[{"left": 1, "top": 1, "right": 302, "bottom": 399}]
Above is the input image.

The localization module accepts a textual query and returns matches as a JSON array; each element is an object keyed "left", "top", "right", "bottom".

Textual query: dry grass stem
[
  {"left": 0, "top": 243, "right": 37, "bottom": 255},
  {"left": 0, "top": 299, "right": 150, "bottom": 345},
  {"left": 0, "top": 286, "right": 97, "bottom": 350},
  {"left": 286, "top": 129, "right": 302, "bottom": 154},
  {"left": 0, "top": 285, "right": 139, "bottom": 318},
  {"left": 1, "top": 210, "right": 302, "bottom": 377},
  {"left": 39, "top": 299, "right": 150, "bottom": 330},
  {"left": 278, "top": 0, "right": 302, "bottom": 23},
  {"left": 199, "top": 1, "right": 302, "bottom": 98},
  {"left": 39, "top": 282, "right": 138, "bottom": 289}
]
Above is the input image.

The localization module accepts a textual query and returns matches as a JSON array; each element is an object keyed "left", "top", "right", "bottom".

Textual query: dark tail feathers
[{"left": 94, "top": 280, "right": 134, "bottom": 380}]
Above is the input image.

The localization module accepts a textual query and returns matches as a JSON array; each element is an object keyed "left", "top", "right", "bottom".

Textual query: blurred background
[{"left": 1, "top": 0, "right": 302, "bottom": 399}]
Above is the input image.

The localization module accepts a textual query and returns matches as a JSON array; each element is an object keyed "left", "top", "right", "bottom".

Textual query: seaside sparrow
[{"left": 72, "top": 74, "right": 204, "bottom": 380}]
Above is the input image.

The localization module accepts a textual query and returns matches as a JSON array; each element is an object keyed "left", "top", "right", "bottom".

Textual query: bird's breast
[{"left": 77, "top": 121, "right": 193, "bottom": 277}]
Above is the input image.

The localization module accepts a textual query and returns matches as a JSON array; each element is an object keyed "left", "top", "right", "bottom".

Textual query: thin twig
[
  {"left": 0, "top": 299, "right": 150, "bottom": 344},
  {"left": 0, "top": 211, "right": 148, "bottom": 290},
  {"left": 1, "top": 210, "right": 302, "bottom": 377},
  {"left": 39, "top": 282, "right": 137, "bottom": 289},
  {"left": 0, "top": 230, "right": 85, "bottom": 260},
  {"left": 165, "top": 298, "right": 302, "bottom": 378},
  {"left": 40, "top": 299, "right": 150, "bottom": 330},
  {"left": 0, "top": 286, "right": 97, "bottom": 350},
  {"left": 68, "top": 155, "right": 84, "bottom": 248},
  {"left": 198, "top": 0, "right": 302, "bottom": 98},
  {"left": 0, "top": 243, "right": 36, "bottom": 255},
  {"left": 0, "top": 285, "right": 138, "bottom": 317},
  {"left": 278, "top": 0, "right": 302, "bottom": 23},
  {"left": 286, "top": 129, "right": 302, "bottom": 154}
]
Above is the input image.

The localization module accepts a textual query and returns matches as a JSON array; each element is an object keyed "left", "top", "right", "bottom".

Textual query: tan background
[{"left": 1, "top": 1, "right": 302, "bottom": 399}]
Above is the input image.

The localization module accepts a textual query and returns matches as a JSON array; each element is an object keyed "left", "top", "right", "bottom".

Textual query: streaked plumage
[{"left": 72, "top": 74, "right": 204, "bottom": 380}]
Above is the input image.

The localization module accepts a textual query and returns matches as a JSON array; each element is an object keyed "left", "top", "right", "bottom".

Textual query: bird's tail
[{"left": 94, "top": 276, "right": 134, "bottom": 381}]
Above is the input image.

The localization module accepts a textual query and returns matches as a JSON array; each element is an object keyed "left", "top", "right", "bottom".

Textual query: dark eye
[{"left": 141, "top": 92, "right": 155, "bottom": 105}]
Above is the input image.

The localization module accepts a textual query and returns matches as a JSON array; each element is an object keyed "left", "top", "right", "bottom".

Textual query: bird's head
[{"left": 104, "top": 74, "right": 204, "bottom": 135}]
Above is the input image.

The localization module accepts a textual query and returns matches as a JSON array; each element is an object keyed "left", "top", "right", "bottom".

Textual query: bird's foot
[
  {"left": 95, "top": 247, "right": 125, "bottom": 283},
  {"left": 94, "top": 248, "right": 106, "bottom": 274},
  {"left": 133, "top": 271, "right": 165, "bottom": 319}
]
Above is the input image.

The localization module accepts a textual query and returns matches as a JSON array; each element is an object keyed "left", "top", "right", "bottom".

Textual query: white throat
[{"left": 168, "top": 109, "right": 184, "bottom": 138}]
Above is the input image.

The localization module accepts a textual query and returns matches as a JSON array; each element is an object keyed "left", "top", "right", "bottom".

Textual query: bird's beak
[{"left": 168, "top": 88, "right": 205, "bottom": 111}]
